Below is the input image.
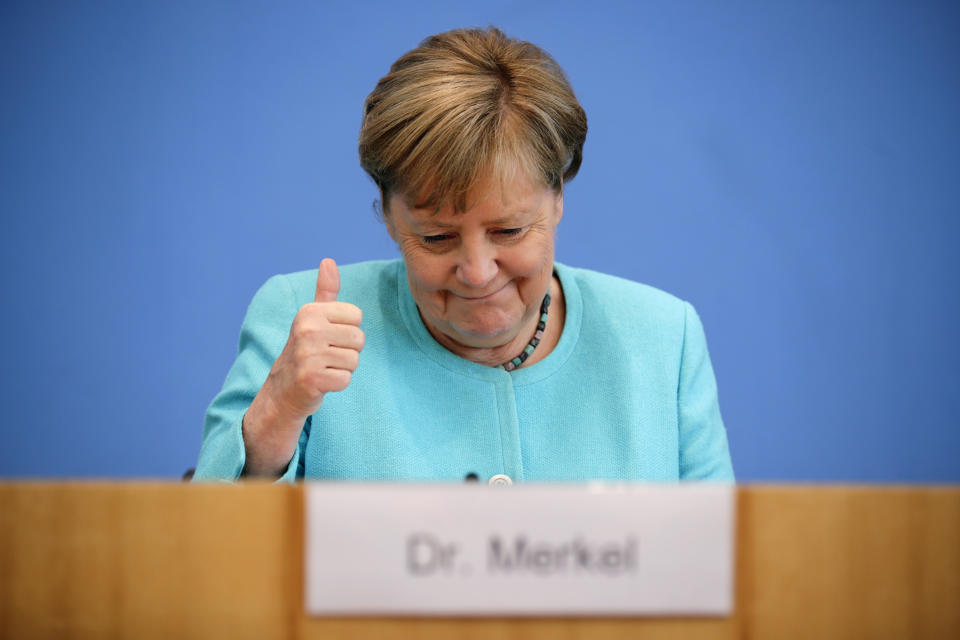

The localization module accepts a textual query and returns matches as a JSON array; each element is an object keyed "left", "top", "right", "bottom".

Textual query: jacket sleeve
[
  {"left": 193, "top": 275, "right": 306, "bottom": 483},
  {"left": 677, "top": 302, "right": 735, "bottom": 481}
]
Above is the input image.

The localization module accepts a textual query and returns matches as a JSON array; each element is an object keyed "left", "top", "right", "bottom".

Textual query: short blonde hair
[{"left": 358, "top": 27, "right": 588, "bottom": 213}]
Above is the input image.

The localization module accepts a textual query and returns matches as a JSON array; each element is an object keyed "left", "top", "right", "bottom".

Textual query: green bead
[{"left": 524, "top": 344, "right": 535, "bottom": 354}]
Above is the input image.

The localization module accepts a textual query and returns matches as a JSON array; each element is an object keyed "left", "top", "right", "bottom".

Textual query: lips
[{"left": 454, "top": 283, "right": 508, "bottom": 300}]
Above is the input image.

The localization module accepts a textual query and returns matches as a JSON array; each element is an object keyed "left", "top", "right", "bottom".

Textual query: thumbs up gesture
[
  {"left": 273, "top": 258, "right": 365, "bottom": 417},
  {"left": 242, "top": 259, "right": 365, "bottom": 475},
  {"left": 313, "top": 257, "right": 341, "bottom": 303}
]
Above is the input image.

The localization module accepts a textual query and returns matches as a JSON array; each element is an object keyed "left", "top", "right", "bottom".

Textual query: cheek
[
  {"left": 405, "top": 253, "right": 450, "bottom": 292},
  {"left": 507, "top": 232, "right": 555, "bottom": 273}
]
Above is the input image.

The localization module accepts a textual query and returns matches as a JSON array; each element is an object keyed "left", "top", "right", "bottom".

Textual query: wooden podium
[{"left": 1, "top": 484, "right": 957, "bottom": 639}]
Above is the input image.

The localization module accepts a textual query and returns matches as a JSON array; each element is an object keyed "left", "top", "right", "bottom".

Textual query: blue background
[{"left": 1, "top": 1, "right": 957, "bottom": 481}]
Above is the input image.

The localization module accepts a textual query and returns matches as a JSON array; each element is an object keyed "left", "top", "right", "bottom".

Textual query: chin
[{"left": 450, "top": 310, "right": 520, "bottom": 342}]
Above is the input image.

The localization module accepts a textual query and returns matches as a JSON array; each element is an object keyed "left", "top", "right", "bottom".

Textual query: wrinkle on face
[{"left": 384, "top": 169, "right": 563, "bottom": 357}]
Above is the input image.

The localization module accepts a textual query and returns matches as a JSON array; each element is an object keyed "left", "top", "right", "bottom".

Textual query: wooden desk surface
[{"left": 1, "top": 484, "right": 957, "bottom": 639}]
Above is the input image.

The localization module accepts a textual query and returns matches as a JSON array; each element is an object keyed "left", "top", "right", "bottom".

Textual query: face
[{"left": 385, "top": 171, "right": 563, "bottom": 351}]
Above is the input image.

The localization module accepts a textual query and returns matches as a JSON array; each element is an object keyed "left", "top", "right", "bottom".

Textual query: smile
[{"left": 454, "top": 283, "right": 508, "bottom": 301}]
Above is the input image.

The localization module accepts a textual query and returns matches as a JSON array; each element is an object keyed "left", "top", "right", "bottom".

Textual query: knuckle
[
  {"left": 346, "top": 350, "right": 360, "bottom": 370},
  {"left": 297, "top": 303, "right": 331, "bottom": 324},
  {"left": 290, "top": 319, "right": 311, "bottom": 340},
  {"left": 320, "top": 368, "right": 351, "bottom": 392},
  {"left": 292, "top": 342, "right": 322, "bottom": 364},
  {"left": 351, "top": 327, "right": 366, "bottom": 349},
  {"left": 332, "top": 370, "right": 352, "bottom": 391},
  {"left": 295, "top": 303, "right": 319, "bottom": 324},
  {"left": 293, "top": 321, "right": 329, "bottom": 344},
  {"left": 332, "top": 302, "right": 362, "bottom": 324}
]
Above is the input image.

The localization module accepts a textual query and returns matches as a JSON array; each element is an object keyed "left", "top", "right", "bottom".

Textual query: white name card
[{"left": 305, "top": 483, "right": 734, "bottom": 616}]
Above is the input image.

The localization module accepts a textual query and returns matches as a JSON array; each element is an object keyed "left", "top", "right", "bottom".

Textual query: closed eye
[
  {"left": 422, "top": 234, "right": 453, "bottom": 244},
  {"left": 496, "top": 228, "right": 523, "bottom": 237}
]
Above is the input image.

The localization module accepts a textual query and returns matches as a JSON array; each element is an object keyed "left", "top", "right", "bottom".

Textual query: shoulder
[{"left": 557, "top": 263, "right": 689, "bottom": 329}]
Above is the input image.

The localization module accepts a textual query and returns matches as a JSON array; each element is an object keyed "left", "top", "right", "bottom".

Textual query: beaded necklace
[{"left": 501, "top": 292, "right": 551, "bottom": 371}]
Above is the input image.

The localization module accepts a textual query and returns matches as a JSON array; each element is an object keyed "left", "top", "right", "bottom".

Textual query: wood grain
[
  {"left": 0, "top": 483, "right": 299, "bottom": 639},
  {"left": 1, "top": 484, "right": 956, "bottom": 639},
  {"left": 737, "top": 486, "right": 960, "bottom": 640}
]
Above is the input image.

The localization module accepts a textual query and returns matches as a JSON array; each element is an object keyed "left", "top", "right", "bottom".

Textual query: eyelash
[{"left": 422, "top": 228, "right": 523, "bottom": 244}]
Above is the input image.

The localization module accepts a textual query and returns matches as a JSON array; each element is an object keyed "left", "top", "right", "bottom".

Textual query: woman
[{"left": 194, "top": 27, "right": 733, "bottom": 483}]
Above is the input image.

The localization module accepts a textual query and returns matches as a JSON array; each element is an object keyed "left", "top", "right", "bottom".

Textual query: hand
[
  {"left": 269, "top": 258, "right": 365, "bottom": 418},
  {"left": 242, "top": 258, "right": 364, "bottom": 476}
]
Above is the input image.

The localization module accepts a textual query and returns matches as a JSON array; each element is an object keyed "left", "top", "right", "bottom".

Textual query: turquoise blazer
[{"left": 195, "top": 260, "right": 734, "bottom": 482}]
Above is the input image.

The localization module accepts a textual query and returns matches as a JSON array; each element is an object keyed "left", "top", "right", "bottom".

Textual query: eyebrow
[
  {"left": 421, "top": 216, "right": 518, "bottom": 228},
  {"left": 410, "top": 209, "right": 536, "bottom": 229}
]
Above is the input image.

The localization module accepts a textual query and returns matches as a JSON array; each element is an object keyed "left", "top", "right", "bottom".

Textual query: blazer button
[{"left": 488, "top": 474, "right": 513, "bottom": 486}]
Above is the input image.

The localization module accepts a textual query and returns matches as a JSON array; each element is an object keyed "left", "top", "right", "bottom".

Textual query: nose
[{"left": 455, "top": 235, "right": 498, "bottom": 289}]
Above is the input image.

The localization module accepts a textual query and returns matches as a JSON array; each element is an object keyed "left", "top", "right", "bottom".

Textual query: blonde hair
[{"left": 358, "top": 27, "right": 588, "bottom": 213}]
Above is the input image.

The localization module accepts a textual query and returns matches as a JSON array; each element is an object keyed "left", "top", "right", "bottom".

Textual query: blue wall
[{"left": 1, "top": 1, "right": 957, "bottom": 481}]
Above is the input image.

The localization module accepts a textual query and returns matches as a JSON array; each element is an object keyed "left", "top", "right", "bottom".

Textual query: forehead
[{"left": 397, "top": 169, "right": 552, "bottom": 219}]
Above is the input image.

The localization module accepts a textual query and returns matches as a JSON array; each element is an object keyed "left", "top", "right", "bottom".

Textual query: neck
[{"left": 427, "top": 314, "right": 540, "bottom": 368}]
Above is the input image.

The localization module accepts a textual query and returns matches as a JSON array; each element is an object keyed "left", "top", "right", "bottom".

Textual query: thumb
[{"left": 314, "top": 258, "right": 340, "bottom": 303}]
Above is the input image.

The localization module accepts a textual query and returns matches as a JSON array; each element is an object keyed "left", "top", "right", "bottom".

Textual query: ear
[
  {"left": 380, "top": 188, "right": 399, "bottom": 242},
  {"left": 552, "top": 183, "right": 564, "bottom": 225}
]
